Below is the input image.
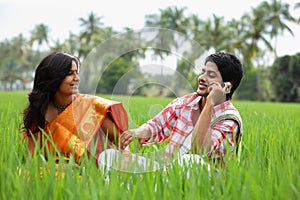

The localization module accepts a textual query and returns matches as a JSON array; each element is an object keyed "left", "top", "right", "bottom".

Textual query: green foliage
[
  {"left": 270, "top": 53, "right": 300, "bottom": 102},
  {"left": 0, "top": 1, "right": 299, "bottom": 99},
  {"left": 1, "top": 91, "right": 300, "bottom": 199},
  {"left": 0, "top": 0, "right": 300, "bottom": 102},
  {"left": 96, "top": 55, "right": 141, "bottom": 94},
  {"left": 171, "top": 58, "right": 196, "bottom": 96},
  {"left": 235, "top": 68, "right": 257, "bottom": 100}
]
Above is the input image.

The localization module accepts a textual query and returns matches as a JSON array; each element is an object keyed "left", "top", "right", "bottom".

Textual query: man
[
  {"left": 120, "top": 52, "right": 243, "bottom": 164},
  {"left": 98, "top": 52, "right": 243, "bottom": 172}
]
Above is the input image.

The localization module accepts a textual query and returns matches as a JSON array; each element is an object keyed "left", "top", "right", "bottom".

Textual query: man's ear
[{"left": 229, "top": 81, "right": 233, "bottom": 88}]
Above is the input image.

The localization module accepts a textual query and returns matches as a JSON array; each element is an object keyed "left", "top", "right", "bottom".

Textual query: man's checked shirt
[{"left": 143, "top": 92, "right": 242, "bottom": 160}]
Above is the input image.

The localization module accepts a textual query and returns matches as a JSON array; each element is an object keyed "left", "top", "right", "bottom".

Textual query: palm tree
[
  {"left": 66, "top": 32, "right": 80, "bottom": 57},
  {"left": 145, "top": 6, "right": 190, "bottom": 95},
  {"left": 0, "top": 34, "right": 34, "bottom": 90},
  {"left": 261, "top": 0, "right": 297, "bottom": 58},
  {"left": 50, "top": 39, "right": 67, "bottom": 52},
  {"left": 239, "top": 7, "right": 273, "bottom": 101},
  {"left": 145, "top": 6, "right": 191, "bottom": 57},
  {"left": 186, "top": 14, "right": 207, "bottom": 63},
  {"left": 201, "top": 14, "right": 230, "bottom": 52},
  {"left": 11, "top": 34, "right": 33, "bottom": 89},
  {"left": 29, "top": 23, "right": 50, "bottom": 51},
  {"left": 11, "top": 34, "right": 28, "bottom": 56},
  {"left": 239, "top": 0, "right": 297, "bottom": 100},
  {"left": 295, "top": 2, "right": 300, "bottom": 21},
  {"left": 225, "top": 19, "right": 247, "bottom": 56},
  {"left": 78, "top": 12, "right": 104, "bottom": 46}
]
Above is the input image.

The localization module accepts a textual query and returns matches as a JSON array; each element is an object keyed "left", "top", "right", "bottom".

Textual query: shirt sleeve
[
  {"left": 208, "top": 119, "right": 239, "bottom": 160},
  {"left": 144, "top": 98, "right": 180, "bottom": 145}
]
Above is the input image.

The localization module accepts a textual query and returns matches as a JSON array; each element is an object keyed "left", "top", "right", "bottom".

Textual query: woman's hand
[{"left": 120, "top": 126, "right": 151, "bottom": 151}]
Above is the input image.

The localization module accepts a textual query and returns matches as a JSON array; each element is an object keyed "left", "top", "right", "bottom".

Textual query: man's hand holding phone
[{"left": 207, "top": 82, "right": 232, "bottom": 106}]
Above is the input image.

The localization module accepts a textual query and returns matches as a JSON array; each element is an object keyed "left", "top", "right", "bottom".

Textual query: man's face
[{"left": 196, "top": 61, "right": 223, "bottom": 96}]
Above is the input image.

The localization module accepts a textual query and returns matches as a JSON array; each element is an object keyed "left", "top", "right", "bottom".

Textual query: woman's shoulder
[{"left": 78, "top": 93, "right": 122, "bottom": 106}]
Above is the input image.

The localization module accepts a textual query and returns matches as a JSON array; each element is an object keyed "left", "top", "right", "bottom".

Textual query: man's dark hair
[{"left": 205, "top": 52, "right": 243, "bottom": 99}]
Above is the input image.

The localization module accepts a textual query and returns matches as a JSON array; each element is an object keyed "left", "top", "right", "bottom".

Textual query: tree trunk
[{"left": 256, "top": 55, "right": 265, "bottom": 101}]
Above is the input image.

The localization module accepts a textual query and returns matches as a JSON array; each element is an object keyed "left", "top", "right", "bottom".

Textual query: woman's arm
[
  {"left": 101, "top": 114, "right": 121, "bottom": 145},
  {"left": 26, "top": 133, "right": 40, "bottom": 156}
]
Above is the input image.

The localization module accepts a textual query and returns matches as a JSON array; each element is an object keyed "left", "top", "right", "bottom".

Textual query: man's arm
[
  {"left": 208, "top": 120, "right": 240, "bottom": 159},
  {"left": 120, "top": 98, "right": 179, "bottom": 150},
  {"left": 191, "top": 82, "right": 226, "bottom": 154},
  {"left": 119, "top": 124, "right": 151, "bottom": 150},
  {"left": 191, "top": 100, "right": 213, "bottom": 154}
]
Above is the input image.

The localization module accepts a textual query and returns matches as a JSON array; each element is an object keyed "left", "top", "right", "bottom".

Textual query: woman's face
[{"left": 55, "top": 60, "right": 80, "bottom": 97}]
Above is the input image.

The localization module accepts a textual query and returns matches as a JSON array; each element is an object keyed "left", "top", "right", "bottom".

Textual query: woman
[{"left": 22, "top": 51, "right": 128, "bottom": 164}]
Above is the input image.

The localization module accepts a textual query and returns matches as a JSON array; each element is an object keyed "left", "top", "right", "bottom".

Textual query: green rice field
[{"left": 0, "top": 91, "right": 299, "bottom": 199}]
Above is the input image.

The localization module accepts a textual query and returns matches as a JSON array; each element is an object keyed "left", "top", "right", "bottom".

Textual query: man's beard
[{"left": 196, "top": 89, "right": 209, "bottom": 97}]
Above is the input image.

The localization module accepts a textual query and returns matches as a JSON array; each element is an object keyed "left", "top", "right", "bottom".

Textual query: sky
[{"left": 0, "top": 0, "right": 299, "bottom": 57}]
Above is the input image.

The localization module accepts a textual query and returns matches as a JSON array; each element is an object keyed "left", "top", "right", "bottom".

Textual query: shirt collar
[
  {"left": 187, "top": 92, "right": 231, "bottom": 112},
  {"left": 213, "top": 100, "right": 231, "bottom": 111}
]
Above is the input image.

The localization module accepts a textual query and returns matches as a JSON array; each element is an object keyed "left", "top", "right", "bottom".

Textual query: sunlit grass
[{"left": 0, "top": 91, "right": 299, "bottom": 199}]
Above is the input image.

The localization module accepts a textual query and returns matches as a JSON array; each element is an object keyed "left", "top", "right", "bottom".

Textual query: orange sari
[{"left": 30, "top": 94, "right": 128, "bottom": 163}]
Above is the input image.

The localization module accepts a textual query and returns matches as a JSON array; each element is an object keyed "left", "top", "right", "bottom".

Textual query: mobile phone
[{"left": 222, "top": 82, "right": 231, "bottom": 94}]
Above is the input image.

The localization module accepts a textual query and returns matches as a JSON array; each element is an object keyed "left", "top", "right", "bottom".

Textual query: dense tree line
[{"left": 0, "top": 0, "right": 299, "bottom": 102}]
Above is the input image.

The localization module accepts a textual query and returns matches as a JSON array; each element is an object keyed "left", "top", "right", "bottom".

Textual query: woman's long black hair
[{"left": 22, "top": 51, "right": 80, "bottom": 135}]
